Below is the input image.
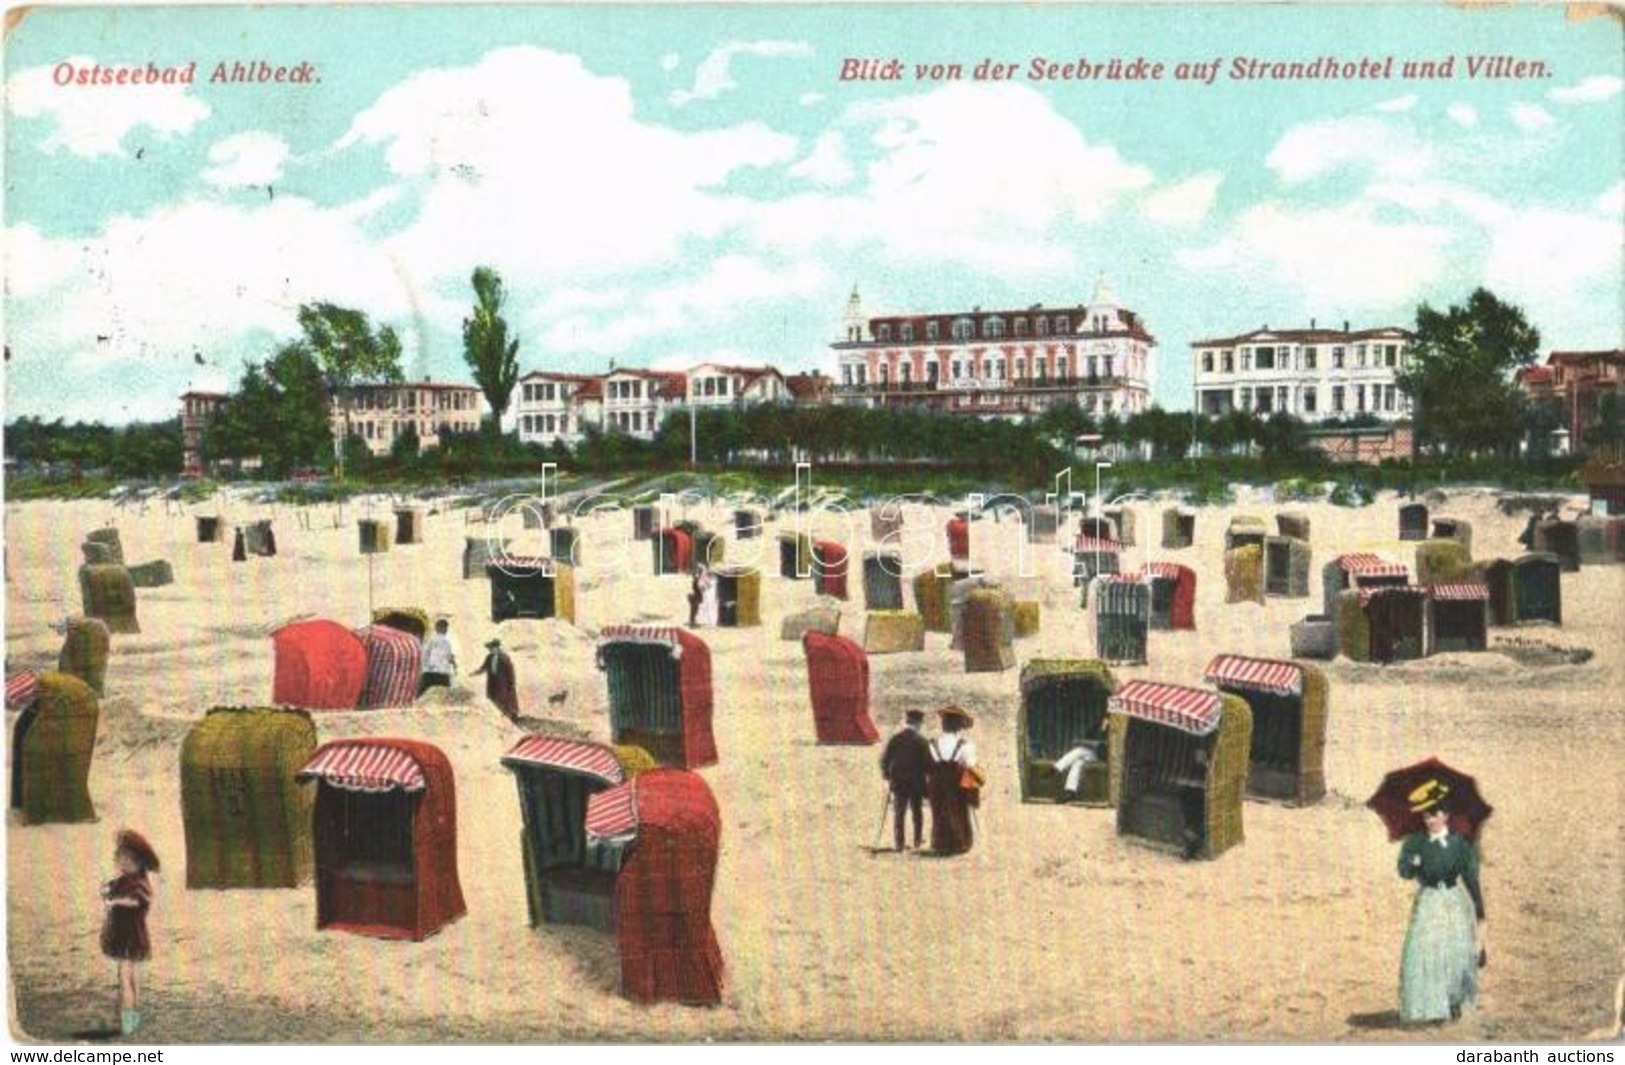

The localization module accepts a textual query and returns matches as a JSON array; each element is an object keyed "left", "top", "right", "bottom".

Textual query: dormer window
[
  {"left": 1055, "top": 315, "right": 1070, "bottom": 334},
  {"left": 952, "top": 317, "right": 974, "bottom": 340},
  {"left": 1036, "top": 317, "right": 1049, "bottom": 337},
  {"left": 926, "top": 321, "right": 940, "bottom": 341},
  {"left": 877, "top": 324, "right": 891, "bottom": 341},
  {"left": 1014, "top": 318, "right": 1028, "bottom": 337},
  {"left": 984, "top": 317, "right": 1005, "bottom": 339},
  {"left": 900, "top": 323, "right": 913, "bottom": 342}
]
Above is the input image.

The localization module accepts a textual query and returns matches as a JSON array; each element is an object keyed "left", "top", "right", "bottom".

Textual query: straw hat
[
  {"left": 115, "top": 829, "right": 161, "bottom": 873},
  {"left": 937, "top": 705, "right": 975, "bottom": 729},
  {"left": 1408, "top": 778, "right": 1451, "bottom": 812}
]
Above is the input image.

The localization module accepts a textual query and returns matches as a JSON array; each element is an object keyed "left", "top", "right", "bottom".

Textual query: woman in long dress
[
  {"left": 1397, "top": 785, "right": 1486, "bottom": 1024},
  {"left": 926, "top": 706, "right": 977, "bottom": 855},
  {"left": 694, "top": 565, "right": 720, "bottom": 628}
]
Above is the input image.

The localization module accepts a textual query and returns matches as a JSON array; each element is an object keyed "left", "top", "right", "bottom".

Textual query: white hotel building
[
  {"left": 1191, "top": 323, "right": 1414, "bottom": 422},
  {"left": 830, "top": 278, "right": 1156, "bottom": 422},
  {"left": 514, "top": 363, "right": 788, "bottom": 447}
]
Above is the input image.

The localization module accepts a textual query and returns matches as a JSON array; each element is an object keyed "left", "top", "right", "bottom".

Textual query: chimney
[
  {"left": 1310, "top": 317, "right": 1317, "bottom": 330},
  {"left": 1344, "top": 320, "right": 1350, "bottom": 333}
]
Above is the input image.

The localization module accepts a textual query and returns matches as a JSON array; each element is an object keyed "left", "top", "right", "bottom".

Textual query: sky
[{"left": 3, "top": 3, "right": 1621, "bottom": 425}]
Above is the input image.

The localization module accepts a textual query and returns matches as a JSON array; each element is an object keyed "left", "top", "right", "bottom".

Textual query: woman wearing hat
[
  {"left": 926, "top": 706, "right": 979, "bottom": 855},
  {"left": 100, "top": 829, "right": 160, "bottom": 1036},
  {"left": 472, "top": 637, "right": 522, "bottom": 722},
  {"left": 1396, "top": 780, "right": 1486, "bottom": 1024}
]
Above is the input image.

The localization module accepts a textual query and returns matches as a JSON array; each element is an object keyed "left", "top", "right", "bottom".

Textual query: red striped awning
[
  {"left": 6, "top": 672, "right": 39, "bottom": 712},
  {"left": 585, "top": 779, "right": 639, "bottom": 840},
  {"left": 1339, "top": 552, "right": 1408, "bottom": 577},
  {"left": 1074, "top": 536, "right": 1122, "bottom": 554},
  {"left": 299, "top": 742, "right": 426, "bottom": 793},
  {"left": 1109, "top": 679, "right": 1225, "bottom": 737},
  {"left": 1203, "top": 655, "right": 1303, "bottom": 696},
  {"left": 1428, "top": 583, "right": 1489, "bottom": 601},
  {"left": 598, "top": 625, "right": 685, "bottom": 657},
  {"left": 1128, "top": 561, "right": 1186, "bottom": 581},
  {"left": 502, "top": 736, "right": 624, "bottom": 785},
  {"left": 486, "top": 555, "right": 555, "bottom": 575},
  {"left": 1358, "top": 584, "right": 1428, "bottom": 605}
]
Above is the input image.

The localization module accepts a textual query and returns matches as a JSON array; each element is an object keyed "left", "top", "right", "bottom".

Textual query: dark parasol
[{"left": 1367, "top": 756, "right": 1494, "bottom": 842}]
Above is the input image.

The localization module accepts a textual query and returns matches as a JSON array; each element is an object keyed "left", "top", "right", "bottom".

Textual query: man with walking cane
[{"left": 879, "top": 709, "right": 932, "bottom": 852}]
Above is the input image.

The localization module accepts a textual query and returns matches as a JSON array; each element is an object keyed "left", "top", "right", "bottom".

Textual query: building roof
[
  {"left": 179, "top": 390, "right": 228, "bottom": 400},
  {"left": 1190, "top": 326, "right": 1412, "bottom": 348},
  {"left": 785, "top": 372, "right": 832, "bottom": 400},
  {"left": 1516, "top": 365, "right": 1557, "bottom": 386},
  {"left": 351, "top": 379, "right": 481, "bottom": 393},
  {"left": 860, "top": 297, "right": 1155, "bottom": 343},
  {"left": 1547, "top": 349, "right": 1625, "bottom": 367},
  {"left": 518, "top": 370, "right": 601, "bottom": 383}
]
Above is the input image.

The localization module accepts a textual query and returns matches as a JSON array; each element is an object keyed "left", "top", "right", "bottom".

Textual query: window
[
  {"left": 1057, "top": 356, "right": 1068, "bottom": 379},
  {"left": 982, "top": 317, "right": 1003, "bottom": 339},
  {"left": 1303, "top": 387, "right": 1318, "bottom": 413},
  {"left": 1241, "top": 350, "right": 1252, "bottom": 372},
  {"left": 1332, "top": 346, "right": 1345, "bottom": 369},
  {"left": 926, "top": 321, "right": 939, "bottom": 341},
  {"left": 900, "top": 323, "right": 913, "bottom": 342},
  {"left": 927, "top": 361, "right": 939, "bottom": 384},
  {"left": 1255, "top": 389, "right": 1273, "bottom": 414},
  {"left": 879, "top": 363, "right": 889, "bottom": 385},
  {"left": 855, "top": 366, "right": 865, "bottom": 386},
  {"left": 953, "top": 318, "right": 974, "bottom": 340},
  {"left": 842, "top": 366, "right": 853, "bottom": 386},
  {"left": 1014, "top": 318, "right": 1028, "bottom": 337},
  {"left": 1036, "top": 359, "right": 1047, "bottom": 381},
  {"left": 1356, "top": 344, "right": 1367, "bottom": 368},
  {"left": 1055, "top": 315, "right": 1070, "bottom": 334},
  {"left": 1087, "top": 357, "right": 1098, "bottom": 380},
  {"left": 1256, "top": 346, "right": 1275, "bottom": 370},
  {"left": 1277, "top": 386, "right": 1289, "bottom": 410},
  {"left": 1239, "top": 388, "right": 1251, "bottom": 410},
  {"left": 1014, "top": 358, "right": 1025, "bottom": 380},
  {"left": 1332, "top": 386, "right": 1345, "bottom": 412},
  {"left": 1385, "top": 344, "right": 1398, "bottom": 367},
  {"left": 1036, "top": 317, "right": 1049, "bottom": 337},
  {"left": 1104, "top": 356, "right": 1114, "bottom": 379},
  {"left": 901, "top": 362, "right": 911, "bottom": 384},
  {"left": 877, "top": 324, "right": 891, "bottom": 341},
  {"left": 1385, "top": 385, "right": 1396, "bottom": 412},
  {"left": 993, "top": 360, "right": 1004, "bottom": 380},
  {"left": 1304, "top": 347, "right": 1317, "bottom": 370},
  {"left": 1222, "top": 353, "right": 1234, "bottom": 374},
  {"left": 1202, "top": 353, "right": 1213, "bottom": 374},
  {"left": 952, "top": 361, "right": 963, "bottom": 379}
]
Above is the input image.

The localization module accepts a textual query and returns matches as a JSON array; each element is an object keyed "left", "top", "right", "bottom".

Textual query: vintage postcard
[{"left": 3, "top": 1, "right": 1623, "bottom": 1048}]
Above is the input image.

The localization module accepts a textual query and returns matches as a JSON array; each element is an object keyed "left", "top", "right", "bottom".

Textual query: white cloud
[
  {"left": 1142, "top": 172, "right": 1222, "bottom": 226},
  {"left": 750, "top": 84, "right": 1153, "bottom": 277},
  {"left": 6, "top": 56, "right": 210, "bottom": 158},
  {"left": 788, "top": 131, "right": 854, "bottom": 187},
  {"left": 547, "top": 256, "right": 827, "bottom": 354},
  {"left": 201, "top": 132, "right": 290, "bottom": 188},
  {"left": 7, "top": 195, "right": 417, "bottom": 377},
  {"left": 1549, "top": 75, "right": 1623, "bottom": 104},
  {"left": 1483, "top": 207, "right": 1621, "bottom": 335},
  {"left": 659, "top": 53, "right": 681, "bottom": 72},
  {"left": 1596, "top": 181, "right": 1624, "bottom": 217},
  {"left": 336, "top": 47, "right": 798, "bottom": 286},
  {"left": 1375, "top": 95, "right": 1417, "bottom": 113},
  {"left": 1179, "top": 201, "right": 1451, "bottom": 309},
  {"left": 1266, "top": 116, "right": 1431, "bottom": 184},
  {"left": 799, "top": 92, "right": 825, "bottom": 106},
  {"left": 1509, "top": 103, "right": 1555, "bottom": 132},
  {"left": 1446, "top": 104, "right": 1478, "bottom": 127},
  {"left": 668, "top": 39, "right": 811, "bottom": 106}
]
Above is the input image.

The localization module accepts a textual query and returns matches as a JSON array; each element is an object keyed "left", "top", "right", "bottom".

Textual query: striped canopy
[
  {"left": 585, "top": 779, "right": 639, "bottom": 841},
  {"left": 1074, "top": 536, "right": 1122, "bottom": 555},
  {"left": 486, "top": 555, "right": 555, "bottom": 576},
  {"left": 1338, "top": 552, "right": 1408, "bottom": 577},
  {"left": 1203, "top": 655, "right": 1303, "bottom": 696},
  {"left": 502, "top": 736, "right": 624, "bottom": 785},
  {"left": 598, "top": 625, "right": 686, "bottom": 659},
  {"left": 1358, "top": 584, "right": 1428, "bottom": 605},
  {"left": 1428, "top": 583, "right": 1489, "bottom": 601},
  {"left": 1109, "top": 679, "right": 1225, "bottom": 736},
  {"left": 299, "top": 742, "right": 427, "bottom": 793},
  {"left": 355, "top": 625, "right": 421, "bottom": 709},
  {"left": 1095, "top": 578, "right": 1148, "bottom": 616},
  {"left": 1133, "top": 561, "right": 1188, "bottom": 581},
  {"left": 6, "top": 671, "right": 39, "bottom": 712}
]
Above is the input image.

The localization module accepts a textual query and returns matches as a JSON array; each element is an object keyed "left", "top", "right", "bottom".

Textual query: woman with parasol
[{"left": 1369, "top": 760, "right": 1490, "bottom": 1025}]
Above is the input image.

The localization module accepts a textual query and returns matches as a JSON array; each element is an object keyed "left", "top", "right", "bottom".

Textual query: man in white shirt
[{"left": 418, "top": 618, "right": 458, "bottom": 695}]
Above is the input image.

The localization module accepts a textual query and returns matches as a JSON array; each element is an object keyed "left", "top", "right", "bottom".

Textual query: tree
[
  {"left": 1397, "top": 288, "right": 1541, "bottom": 458},
  {"left": 1516, "top": 393, "right": 1566, "bottom": 458},
  {"left": 206, "top": 344, "right": 333, "bottom": 477},
  {"left": 297, "top": 302, "right": 404, "bottom": 475},
  {"left": 1585, "top": 393, "right": 1625, "bottom": 454},
  {"left": 461, "top": 267, "right": 521, "bottom": 437}
]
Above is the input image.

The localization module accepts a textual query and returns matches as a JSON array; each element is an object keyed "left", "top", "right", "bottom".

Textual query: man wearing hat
[
  {"left": 880, "top": 709, "right": 932, "bottom": 851},
  {"left": 927, "top": 706, "right": 979, "bottom": 855},
  {"left": 471, "top": 637, "right": 521, "bottom": 722}
]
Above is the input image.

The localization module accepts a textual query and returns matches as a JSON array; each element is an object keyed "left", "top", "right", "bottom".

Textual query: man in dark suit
[{"left": 880, "top": 709, "right": 932, "bottom": 851}]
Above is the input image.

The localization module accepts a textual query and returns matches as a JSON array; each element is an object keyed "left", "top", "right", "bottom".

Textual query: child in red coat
[{"left": 101, "top": 829, "right": 159, "bottom": 1036}]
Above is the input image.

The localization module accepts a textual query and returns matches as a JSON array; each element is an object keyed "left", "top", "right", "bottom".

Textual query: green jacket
[{"left": 1399, "top": 831, "right": 1485, "bottom": 919}]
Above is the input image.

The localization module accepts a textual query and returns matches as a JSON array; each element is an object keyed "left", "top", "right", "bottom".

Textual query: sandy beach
[{"left": 5, "top": 486, "right": 1622, "bottom": 1043}]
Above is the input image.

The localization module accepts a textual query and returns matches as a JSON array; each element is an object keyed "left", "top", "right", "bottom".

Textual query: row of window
[
  {"left": 607, "top": 380, "right": 648, "bottom": 400},
  {"left": 354, "top": 418, "right": 462, "bottom": 441},
  {"left": 521, "top": 382, "right": 570, "bottom": 403},
  {"left": 520, "top": 414, "right": 571, "bottom": 435},
  {"left": 610, "top": 411, "right": 648, "bottom": 433},
  {"left": 353, "top": 390, "right": 476, "bottom": 412},
  {"left": 869, "top": 313, "right": 1086, "bottom": 344},
  {"left": 844, "top": 352, "right": 1129, "bottom": 387},
  {"left": 1201, "top": 383, "right": 1406, "bottom": 416},
  {"left": 1200, "top": 343, "right": 1405, "bottom": 375}
]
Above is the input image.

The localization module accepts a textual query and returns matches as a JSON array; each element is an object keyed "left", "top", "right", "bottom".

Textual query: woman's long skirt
[{"left": 1399, "top": 883, "right": 1479, "bottom": 1023}]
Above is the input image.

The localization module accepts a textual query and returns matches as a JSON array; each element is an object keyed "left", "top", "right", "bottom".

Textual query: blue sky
[{"left": 4, "top": 4, "right": 1621, "bottom": 424}]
